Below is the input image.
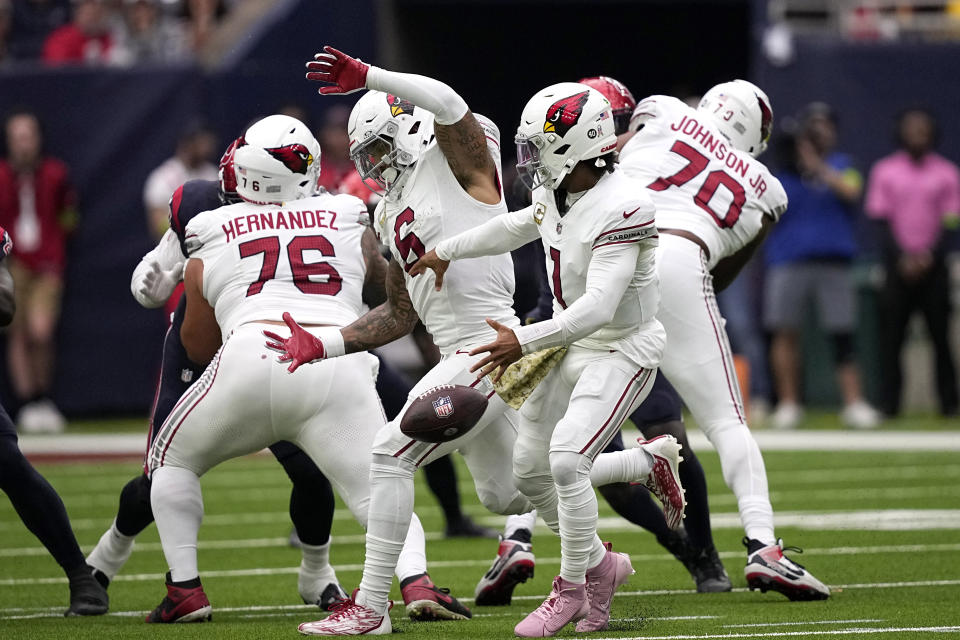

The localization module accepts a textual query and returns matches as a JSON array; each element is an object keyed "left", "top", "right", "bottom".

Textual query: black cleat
[{"left": 65, "top": 565, "right": 108, "bottom": 616}]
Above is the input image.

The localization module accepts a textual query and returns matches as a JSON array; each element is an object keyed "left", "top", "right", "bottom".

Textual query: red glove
[
  {"left": 263, "top": 312, "right": 327, "bottom": 373},
  {"left": 0, "top": 226, "right": 12, "bottom": 260},
  {"left": 305, "top": 46, "right": 370, "bottom": 95}
]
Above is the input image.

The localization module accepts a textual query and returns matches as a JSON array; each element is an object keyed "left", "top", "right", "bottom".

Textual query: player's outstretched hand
[
  {"left": 408, "top": 249, "right": 450, "bottom": 291},
  {"left": 305, "top": 46, "right": 370, "bottom": 95},
  {"left": 263, "top": 312, "right": 329, "bottom": 373},
  {"left": 468, "top": 318, "right": 522, "bottom": 383},
  {"left": 140, "top": 260, "right": 183, "bottom": 306}
]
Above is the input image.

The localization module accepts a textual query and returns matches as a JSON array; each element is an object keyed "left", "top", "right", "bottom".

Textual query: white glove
[{"left": 133, "top": 259, "right": 183, "bottom": 309}]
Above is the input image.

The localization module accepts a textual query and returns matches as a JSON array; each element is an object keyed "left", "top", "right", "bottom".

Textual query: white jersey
[
  {"left": 530, "top": 169, "right": 664, "bottom": 366},
  {"left": 374, "top": 119, "right": 518, "bottom": 354},
  {"left": 619, "top": 95, "right": 787, "bottom": 268},
  {"left": 185, "top": 192, "right": 369, "bottom": 338}
]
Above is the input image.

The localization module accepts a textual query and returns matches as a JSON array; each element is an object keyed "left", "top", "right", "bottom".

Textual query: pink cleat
[
  {"left": 575, "top": 545, "right": 635, "bottom": 632},
  {"left": 297, "top": 590, "right": 392, "bottom": 636},
  {"left": 514, "top": 576, "right": 588, "bottom": 638},
  {"left": 636, "top": 435, "right": 686, "bottom": 530}
]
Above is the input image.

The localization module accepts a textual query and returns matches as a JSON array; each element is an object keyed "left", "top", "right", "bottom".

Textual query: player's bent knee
[
  {"left": 370, "top": 453, "right": 416, "bottom": 478},
  {"left": 476, "top": 485, "right": 532, "bottom": 515},
  {"left": 548, "top": 450, "right": 591, "bottom": 488}
]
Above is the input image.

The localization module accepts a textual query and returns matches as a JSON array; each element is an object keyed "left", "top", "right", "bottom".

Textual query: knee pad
[
  {"left": 120, "top": 473, "right": 152, "bottom": 507},
  {"left": 370, "top": 453, "right": 416, "bottom": 480},
  {"left": 548, "top": 450, "right": 592, "bottom": 488},
  {"left": 476, "top": 486, "right": 533, "bottom": 515}
]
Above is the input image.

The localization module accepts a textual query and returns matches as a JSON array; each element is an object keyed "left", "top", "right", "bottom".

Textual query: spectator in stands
[
  {"left": 763, "top": 103, "right": 880, "bottom": 430},
  {"left": 112, "top": 0, "right": 190, "bottom": 65},
  {"left": 8, "top": 0, "right": 70, "bottom": 61},
  {"left": 42, "top": 0, "right": 118, "bottom": 65},
  {"left": 865, "top": 108, "right": 960, "bottom": 417},
  {"left": 315, "top": 105, "right": 353, "bottom": 193},
  {"left": 142, "top": 121, "right": 217, "bottom": 239},
  {"left": 182, "top": 0, "right": 226, "bottom": 54},
  {"left": 0, "top": 109, "right": 77, "bottom": 433}
]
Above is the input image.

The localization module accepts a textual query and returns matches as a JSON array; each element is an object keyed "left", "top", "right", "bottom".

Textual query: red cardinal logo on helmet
[
  {"left": 265, "top": 143, "right": 314, "bottom": 175},
  {"left": 544, "top": 91, "right": 590, "bottom": 137},
  {"left": 757, "top": 96, "right": 773, "bottom": 144},
  {"left": 386, "top": 94, "right": 416, "bottom": 117}
]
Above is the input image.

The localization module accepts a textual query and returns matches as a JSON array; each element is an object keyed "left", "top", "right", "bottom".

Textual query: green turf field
[{"left": 2, "top": 430, "right": 960, "bottom": 639}]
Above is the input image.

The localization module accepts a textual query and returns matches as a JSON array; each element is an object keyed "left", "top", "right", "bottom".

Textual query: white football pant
[
  {"left": 656, "top": 234, "right": 775, "bottom": 544},
  {"left": 147, "top": 323, "right": 428, "bottom": 582}
]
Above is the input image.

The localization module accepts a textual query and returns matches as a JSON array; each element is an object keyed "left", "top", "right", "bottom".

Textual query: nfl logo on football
[{"left": 432, "top": 395, "right": 454, "bottom": 419}]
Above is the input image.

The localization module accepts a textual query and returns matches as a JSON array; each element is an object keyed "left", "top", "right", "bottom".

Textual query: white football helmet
[
  {"left": 515, "top": 82, "right": 617, "bottom": 190},
  {"left": 233, "top": 115, "right": 321, "bottom": 204},
  {"left": 698, "top": 79, "right": 773, "bottom": 158},
  {"left": 347, "top": 90, "right": 435, "bottom": 199}
]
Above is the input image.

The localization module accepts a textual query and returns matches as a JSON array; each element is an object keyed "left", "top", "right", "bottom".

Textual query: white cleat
[
  {"left": 297, "top": 591, "right": 392, "bottom": 636},
  {"left": 744, "top": 538, "right": 830, "bottom": 601},
  {"left": 635, "top": 435, "right": 686, "bottom": 530}
]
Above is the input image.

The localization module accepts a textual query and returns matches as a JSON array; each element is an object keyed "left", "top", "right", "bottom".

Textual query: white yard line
[
  {"left": 723, "top": 619, "right": 885, "bottom": 628},
  {"left": 2, "top": 536, "right": 960, "bottom": 565},
  {"left": 15, "top": 430, "right": 960, "bottom": 458},
  {"left": 556, "top": 626, "right": 960, "bottom": 639}
]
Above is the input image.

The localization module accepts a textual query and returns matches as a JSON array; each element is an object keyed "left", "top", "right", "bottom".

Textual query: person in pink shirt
[{"left": 865, "top": 108, "right": 960, "bottom": 417}]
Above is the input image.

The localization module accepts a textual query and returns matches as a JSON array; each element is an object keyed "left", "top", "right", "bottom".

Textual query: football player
[
  {"left": 411, "top": 82, "right": 674, "bottom": 637},
  {"left": 85, "top": 137, "right": 349, "bottom": 613},
  {"left": 512, "top": 75, "right": 730, "bottom": 593},
  {"left": 617, "top": 81, "right": 830, "bottom": 600},
  {"left": 0, "top": 226, "right": 108, "bottom": 616},
  {"left": 142, "top": 115, "right": 450, "bottom": 623},
  {"left": 266, "top": 49, "right": 684, "bottom": 635}
]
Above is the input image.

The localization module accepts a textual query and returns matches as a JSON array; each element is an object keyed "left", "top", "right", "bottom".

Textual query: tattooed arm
[
  {"left": 433, "top": 113, "right": 501, "bottom": 205},
  {"left": 360, "top": 227, "right": 389, "bottom": 307},
  {"left": 341, "top": 258, "right": 420, "bottom": 353}
]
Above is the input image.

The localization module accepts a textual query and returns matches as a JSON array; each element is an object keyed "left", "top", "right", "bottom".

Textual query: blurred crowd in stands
[
  {"left": 0, "top": 0, "right": 234, "bottom": 66},
  {"left": 2, "top": 91, "right": 958, "bottom": 433}
]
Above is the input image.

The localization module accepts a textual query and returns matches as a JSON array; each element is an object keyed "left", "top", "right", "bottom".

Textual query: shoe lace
[
  {"left": 531, "top": 591, "right": 562, "bottom": 620},
  {"left": 778, "top": 541, "right": 808, "bottom": 570},
  {"left": 326, "top": 598, "right": 362, "bottom": 620}
]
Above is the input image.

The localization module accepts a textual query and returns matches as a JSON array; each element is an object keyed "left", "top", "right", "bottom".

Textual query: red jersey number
[
  {"left": 394, "top": 207, "right": 426, "bottom": 273},
  {"left": 239, "top": 235, "right": 342, "bottom": 297},
  {"left": 647, "top": 140, "right": 746, "bottom": 229}
]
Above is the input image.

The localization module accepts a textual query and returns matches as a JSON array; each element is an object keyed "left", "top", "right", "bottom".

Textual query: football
[{"left": 399, "top": 384, "right": 488, "bottom": 443}]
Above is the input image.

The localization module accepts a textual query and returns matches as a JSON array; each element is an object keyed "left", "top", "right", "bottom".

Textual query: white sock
[
  {"left": 503, "top": 511, "right": 537, "bottom": 540},
  {"left": 150, "top": 466, "right": 203, "bottom": 583},
  {"left": 395, "top": 513, "right": 427, "bottom": 583},
  {"left": 86, "top": 520, "right": 136, "bottom": 581},
  {"left": 739, "top": 496, "right": 776, "bottom": 546},
  {"left": 552, "top": 451, "right": 605, "bottom": 584},
  {"left": 298, "top": 538, "right": 337, "bottom": 603},
  {"left": 556, "top": 477, "right": 605, "bottom": 584},
  {"left": 590, "top": 447, "right": 653, "bottom": 486},
  {"left": 357, "top": 458, "right": 415, "bottom": 614}
]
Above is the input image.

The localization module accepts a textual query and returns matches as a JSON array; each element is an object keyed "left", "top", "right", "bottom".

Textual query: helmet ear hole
[
  {"left": 408, "top": 121, "right": 420, "bottom": 135},
  {"left": 554, "top": 144, "right": 570, "bottom": 155}
]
